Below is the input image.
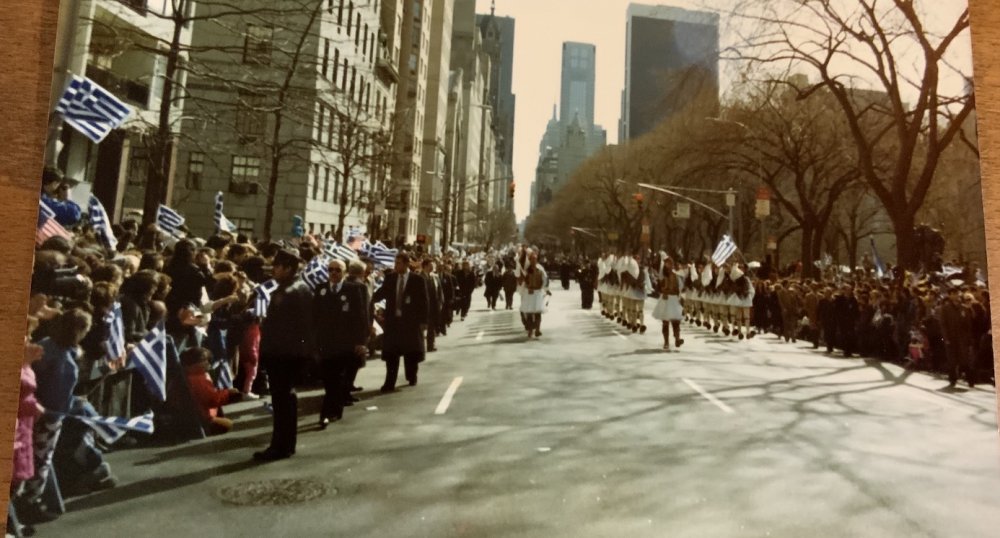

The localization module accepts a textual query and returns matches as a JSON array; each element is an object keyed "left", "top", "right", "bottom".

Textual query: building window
[
  {"left": 338, "top": 0, "right": 344, "bottom": 25},
  {"left": 186, "top": 152, "right": 204, "bottom": 189},
  {"left": 333, "top": 48, "right": 340, "bottom": 82},
  {"left": 317, "top": 106, "right": 326, "bottom": 146},
  {"left": 230, "top": 217, "right": 254, "bottom": 234},
  {"left": 322, "top": 39, "right": 330, "bottom": 78},
  {"left": 127, "top": 147, "right": 149, "bottom": 186},
  {"left": 350, "top": 67, "right": 356, "bottom": 101},
  {"left": 243, "top": 24, "right": 274, "bottom": 65},
  {"left": 236, "top": 91, "right": 266, "bottom": 140},
  {"left": 363, "top": 24, "right": 368, "bottom": 56},
  {"left": 230, "top": 156, "right": 261, "bottom": 194},
  {"left": 312, "top": 163, "right": 320, "bottom": 199},
  {"left": 324, "top": 167, "right": 331, "bottom": 202},
  {"left": 327, "top": 0, "right": 333, "bottom": 15},
  {"left": 334, "top": 170, "right": 342, "bottom": 201},
  {"left": 341, "top": 59, "right": 349, "bottom": 90},
  {"left": 347, "top": 1, "right": 354, "bottom": 35},
  {"left": 355, "top": 14, "right": 362, "bottom": 46}
]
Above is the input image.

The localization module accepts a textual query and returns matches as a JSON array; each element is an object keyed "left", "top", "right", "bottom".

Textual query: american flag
[
  {"left": 36, "top": 200, "right": 73, "bottom": 245},
  {"left": 711, "top": 235, "right": 738, "bottom": 266},
  {"left": 127, "top": 322, "right": 167, "bottom": 402},
  {"left": 88, "top": 194, "right": 117, "bottom": 252},
  {"left": 214, "top": 192, "right": 238, "bottom": 233},
  {"left": 54, "top": 75, "right": 132, "bottom": 143},
  {"left": 249, "top": 279, "right": 279, "bottom": 318},
  {"left": 157, "top": 204, "right": 185, "bottom": 236},
  {"left": 300, "top": 255, "right": 331, "bottom": 291},
  {"left": 103, "top": 302, "right": 126, "bottom": 364},
  {"left": 76, "top": 411, "right": 154, "bottom": 445}
]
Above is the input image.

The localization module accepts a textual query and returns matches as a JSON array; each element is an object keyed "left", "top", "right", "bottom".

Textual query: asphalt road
[{"left": 41, "top": 286, "right": 1000, "bottom": 537}]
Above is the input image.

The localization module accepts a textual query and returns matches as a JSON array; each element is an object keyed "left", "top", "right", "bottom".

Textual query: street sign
[
  {"left": 674, "top": 202, "right": 690, "bottom": 219},
  {"left": 725, "top": 191, "right": 736, "bottom": 207},
  {"left": 755, "top": 199, "right": 770, "bottom": 218},
  {"left": 756, "top": 186, "right": 771, "bottom": 201}
]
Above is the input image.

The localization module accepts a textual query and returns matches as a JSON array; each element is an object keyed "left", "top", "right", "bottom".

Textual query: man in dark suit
[
  {"left": 254, "top": 249, "right": 314, "bottom": 462},
  {"left": 438, "top": 262, "right": 456, "bottom": 334},
  {"left": 373, "top": 252, "right": 429, "bottom": 392},
  {"left": 420, "top": 258, "right": 444, "bottom": 352},
  {"left": 454, "top": 260, "right": 477, "bottom": 320},
  {"left": 312, "top": 259, "right": 369, "bottom": 428}
]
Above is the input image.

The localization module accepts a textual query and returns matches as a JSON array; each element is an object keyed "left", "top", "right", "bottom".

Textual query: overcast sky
[{"left": 474, "top": 0, "right": 975, "bottom": 221}]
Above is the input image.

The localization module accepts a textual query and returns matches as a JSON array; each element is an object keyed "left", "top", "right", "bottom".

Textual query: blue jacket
[
  {"left": 33, "top": 337, "right": 80, "bottom": 415},
  {"left": 41, "top": 194, "right": 82, "bottom": 227}
]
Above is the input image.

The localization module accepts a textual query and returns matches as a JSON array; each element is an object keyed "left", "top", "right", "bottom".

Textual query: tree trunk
[{"left": 891, "top": 209, "right": 917, "bottom": 270}]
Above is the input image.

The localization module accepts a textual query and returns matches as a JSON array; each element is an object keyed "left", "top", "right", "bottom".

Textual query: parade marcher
[
  {"left": 620, "top": 253, "right": 647, "bottom": 333},
  {"left": 501, "top": 265, "right": 517, "bottom": 310},
  {"left": 344, "top": 259, "right": 372, "bottom": 395},
  {"left": 652, "top": 255, "right": 685, "bottom": 351},
  {"left": 833, "top": 284, "right": 860, "bottom": 357},
  {"left": 312, "top": 258, "right": 369, "bottom": 428},
  {"left": 803, "top": 283, "right": 821, "bottom": 348},
  {"left": 484, "top": 263, "right": 502, "bottom": 310},
  {"left": 454, "top": 260, "right": 477, "bottom": 321},
  {"left": 560, "top": 258, "right": 572, "bottom": 290},
  {"left": 421, "top": 259, "right": 444, "bottom": 352},
  {"left": 254, "top": 249, "right": 314, "bottom": 462},
  {"left": 700, "top": 263, "right": 715, "bottom": 330},
  {"left": 439, "top": 262, "right": 456, "bottom": 331},
  {"left": 372, "top": 252, "right": 429, "bottom": 391},
  {"left": 818, "top": 285, "right": 838, "bottom": 353},
  {"left": 728, "top": 264, "right": 755, "bottom": 340},
  {"left": 940, "top": 286, "right": 973, "bottom": 388},
  {"left": 520, "top": 251, "right": 548, "bottom": 338}
]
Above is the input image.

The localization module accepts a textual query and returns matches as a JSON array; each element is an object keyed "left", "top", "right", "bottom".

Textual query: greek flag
[
  {"left": 157, "top": 204, "right": 185, "bottom": 236},
  {"left": 213, "top": 359, "right": 234, "bottom": 390},
  {"left": 870, "top": 238, "right": 886, "bottom": 278},
  {"left": 88, "top": 194, "right": 117, "bottom": 251},
  {"left": 54, "top": 75, "right": 132, "bottom": 143},
  {"left": 103, "top": 302, "right": 125, "bottom": 363},
  {"left": 711, "top": 235, "right": 738, "bottom": 266},
  {"left": 324, "top": 241, "right": 359, "bottom": 262},
  {"left": 214, "top": 192, "right": 238, "bottom": 233},
  {"left": 370, "top": 241, "right": 398, "bottom": 268},
  {"left": 127, "top": 322, "right": 167, "bottom": 402},
  {"left": 77, "top": 412, "right": 154, "bottom": 445},
  {"left": 301, "top": 255, "right": 330, "bottom": 291},
  {"left": 358, "top": 239, "right": 373, "bottom": 255},
  {"left": 249, "top": 279, "right": 279, "bottom": 318}
]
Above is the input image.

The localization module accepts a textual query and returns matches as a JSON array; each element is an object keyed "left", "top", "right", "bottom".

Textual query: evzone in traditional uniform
[
  {"left": 601, "top": 253, "right": 621, "bottom": 322},
  {"left": 597, "top": 254, "right": 610, "bottom": 317},
  {"left": 519, "top": 250, "right": 548, "bottom": 339},
  {"left": 515, "top": 247, "right": 530, "bottom": 332},
  {"left": 726, "top": 263, "right": 756, "bottom": 340},
  {"left": 620, "top": 253, "right": 651, "bottom": 333},
  {"left": 718, "top": 264, "right": 736, "bottom": 336},
  {"left": 685, "top": 262, "right": 703, "bottom": 326},
  {"left": 652, "top": 254, "right": 686, "bottom": 350},
  {"left": 614, "top": 254, "right": 630, "bottom": 327}
]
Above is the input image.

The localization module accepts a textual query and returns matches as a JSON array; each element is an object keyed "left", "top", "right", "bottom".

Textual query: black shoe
[
  {"left": 676, "top": 338, "right": 684, "bottom": 348},
  {"left": 351, "top": 386, "right": 363, "bottom": 392},
  {"left": 318, "top": 417, "right": 330, "bottom": 429},
  {"left": 380, "top": 385, "right": 396, "bottom": 393},
  {"left": 535, "top": 329, "right": 542, "bottom": 337},
  {"left": 640, "top": 325, "right": 647, "bottom": 334},
  {"left": 253, "top": 448, "right": 293, "bottom": 462},
  {"left": 408, "top": 377, "right": 418, "bottom": 387},
  {"left": 738, "top": 333, "right": 745, "bottom": 340},
  {"left": 428, "top": 347, "right": 437, "bottom": 352}
]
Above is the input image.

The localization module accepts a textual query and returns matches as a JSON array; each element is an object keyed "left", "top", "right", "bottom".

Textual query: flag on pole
[
  {"left": 88, "top": 194, "right": 117, "bottom": 251},
  {"left": 323, "top": 241, "right": 359, "bottom": 262},
  {"left": 103, "top": 302, "right": 126, "bottom": 363},
  {"left": 36, "top": 201, "right": 73, "bottom": 245},
  {"left": 157, "top": 204, "right": 185, "bottom": 236},
  {"left": 127, "top": 322, "right": 167, "bottom": 402},
  {"left": 369, "top": 241, "right": 398, "bottom": 268},
  {"left": 54, "top": 75, "right": 132, "bottom": 143},
  {"left": 870, "top": 238, "right": 886, "bottom": 278},
  {"left": 249, "top": 279, "right": 279, "bottom": 318},
  {"left": 76, "top": 412, "right": 154, "bottom": 445},
  {"left": 300, "top": 255, "right": 331, "bottom": 291},
  {"left": 214, "top": 192, "right": 238, "bottom": 234},
  {"left": 711, "top": 235, "right": 738, "bottom": 266}
]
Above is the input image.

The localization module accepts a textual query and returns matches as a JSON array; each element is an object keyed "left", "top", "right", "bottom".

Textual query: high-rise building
[
  {"left": 561, "top": 42, "right": 596, "bottom": 131},
  {"left": 477, "top": 10, "right": 516, "bottom": 184},
  {"left": 619, "top": 3, "right": 719, "bottom": 143},
  {"left": 418, "top": 0, "right": 454, "bottom": 248}
]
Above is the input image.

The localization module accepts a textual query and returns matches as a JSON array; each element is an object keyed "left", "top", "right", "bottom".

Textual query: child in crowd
[{"left": 181, "top": 347, "right": 241, "bottom": 435}]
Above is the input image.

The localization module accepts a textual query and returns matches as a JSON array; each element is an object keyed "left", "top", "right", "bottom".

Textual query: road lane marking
[
  {"left": 435, "top": 377, "right": 464, "bottom": 415},
  {"left": 613, "top": 331, "right": 628, "bottom": 340},
  {"left": 682, "top": 378, "right": 735, "bottom": 414},
  {"left": 476, "top": 330, "right": 484, "bottom": 341}
]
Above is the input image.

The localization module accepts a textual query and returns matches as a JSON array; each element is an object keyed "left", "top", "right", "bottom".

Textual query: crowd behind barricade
[{"left": 12, "top": 172, "right": 551, "bottom": 536}]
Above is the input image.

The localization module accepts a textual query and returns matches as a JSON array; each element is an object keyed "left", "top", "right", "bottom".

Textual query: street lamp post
[{"left": 706, "top": 116, "right": 765, "bottom": 257}]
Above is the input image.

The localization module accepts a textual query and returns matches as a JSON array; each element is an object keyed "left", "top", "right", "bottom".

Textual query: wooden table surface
[{"left": 0, "top": 0, "right": 998, "bottom": 519}]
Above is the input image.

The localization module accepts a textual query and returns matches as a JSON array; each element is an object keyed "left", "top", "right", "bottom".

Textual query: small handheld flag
[
  {"left": 127, "top": 322, "right": 167, "bottom": 402},
  {"left": 88, "top": 194, "right": 118, "bottom": 251},
  {"left": 157, "top": 204, "right": 185, "bottom": 236},
  {"left": 214, "top": 192, "right": 238, "bottom": 233},
  {"left": 36, "top": 201, "right": 73, "bottom": 245},
  {"left": 76, "top": 412, "right": 154, "bottom": 445},
  {"left": 249, "top": 279, "right": 279, "bottom": 318},
  {"left": 301, "top": 255, "right": 331, "bottom": 291},
  {"left": 711, "top": 235, "right": 738, "bottom": 266}
]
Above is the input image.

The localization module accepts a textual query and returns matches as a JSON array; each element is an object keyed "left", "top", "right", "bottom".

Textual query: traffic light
[
  {"left": 508, "top": 182, "right": 516, "bottom": 199},
  {"left": 633, "top": 193, "right": 645, "bottom": 211}
]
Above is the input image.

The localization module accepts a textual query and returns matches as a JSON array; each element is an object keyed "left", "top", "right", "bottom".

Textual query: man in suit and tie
[
  {"left": 373, "top": 252, "right": 429, "bottom": 392},
  {"left": 254, "top": 249, "right": 314, "bottom": 462},
  {"left": 312, "top": 259, "right": 369, "bottom": 428},
  {"left": 421, "top": 258, "right": 444, "bottom": 352}
]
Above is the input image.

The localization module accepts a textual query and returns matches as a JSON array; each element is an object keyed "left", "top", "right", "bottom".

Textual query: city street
[{"left": 46, "top": 286, "right": 1000, "bottom": 538}]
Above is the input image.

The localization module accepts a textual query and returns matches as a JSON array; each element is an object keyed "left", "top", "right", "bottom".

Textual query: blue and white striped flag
[
  {"left": 77, "top": 411, "right": 154, "bottom": 445},
  {"left": 249, "top": 279, "right": 279, "bottom": 318},
  {"left": 370, "top": 241, "right": 398, "bottom": 268},
  {"left": 711, "top": 235, "right": 738, "bottom": 266},
  {"left": 870, "top": 238, "right": 886, "bottom": 278},
  {"left": 214, "top": 192, "right": 238, "bottom": 234},
  {"left": 213, "top": 359, "right": 234, "bottom": 390},
  {"left": 300, "top": 255, "right": 331, "bottom": 291},
  {"left": 103, "top": 301, "right": 125, "bottom": 363},
  {"left": 323, "top": 241, "right": 359, "bottom": 262},
  {"left": 157, "top": 204, "right": 185, "bottom": 236},
  {"left": 54, "top": 75, "right": 132, "bottom": 143},
  {"left": 359, "top": 239, "right": 373, "bottom": 256},
  {"left": 88, "top": 194, "right": 117, "bottom": 251},
  {"left": 127, "top": 322, "right": 167, "bottom": 402}
]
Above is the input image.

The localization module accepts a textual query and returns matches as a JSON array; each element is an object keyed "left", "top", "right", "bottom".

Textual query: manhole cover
[{"left": 216, "top": 479, "right": 330, "bottom": 506}]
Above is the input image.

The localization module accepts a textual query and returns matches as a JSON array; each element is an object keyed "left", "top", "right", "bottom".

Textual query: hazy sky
[{"left": 474, "top": 0, "right": 974, "bottom": 221}]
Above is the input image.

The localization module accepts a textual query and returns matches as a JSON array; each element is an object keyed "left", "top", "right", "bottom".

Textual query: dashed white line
[
  {"left": 476, "top": 330, "right": 484, "bottom": 341},
  {"left": 435, "top": 377, "right": 464, "bottom": 415},
  {"left": 682, "top": 378, "right": 735, "bottom": 414}
]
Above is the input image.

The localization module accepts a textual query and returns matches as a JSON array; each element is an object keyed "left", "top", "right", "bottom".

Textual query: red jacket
[{"left": 186, "top": 369, "right": 233, "bottom": 421}]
